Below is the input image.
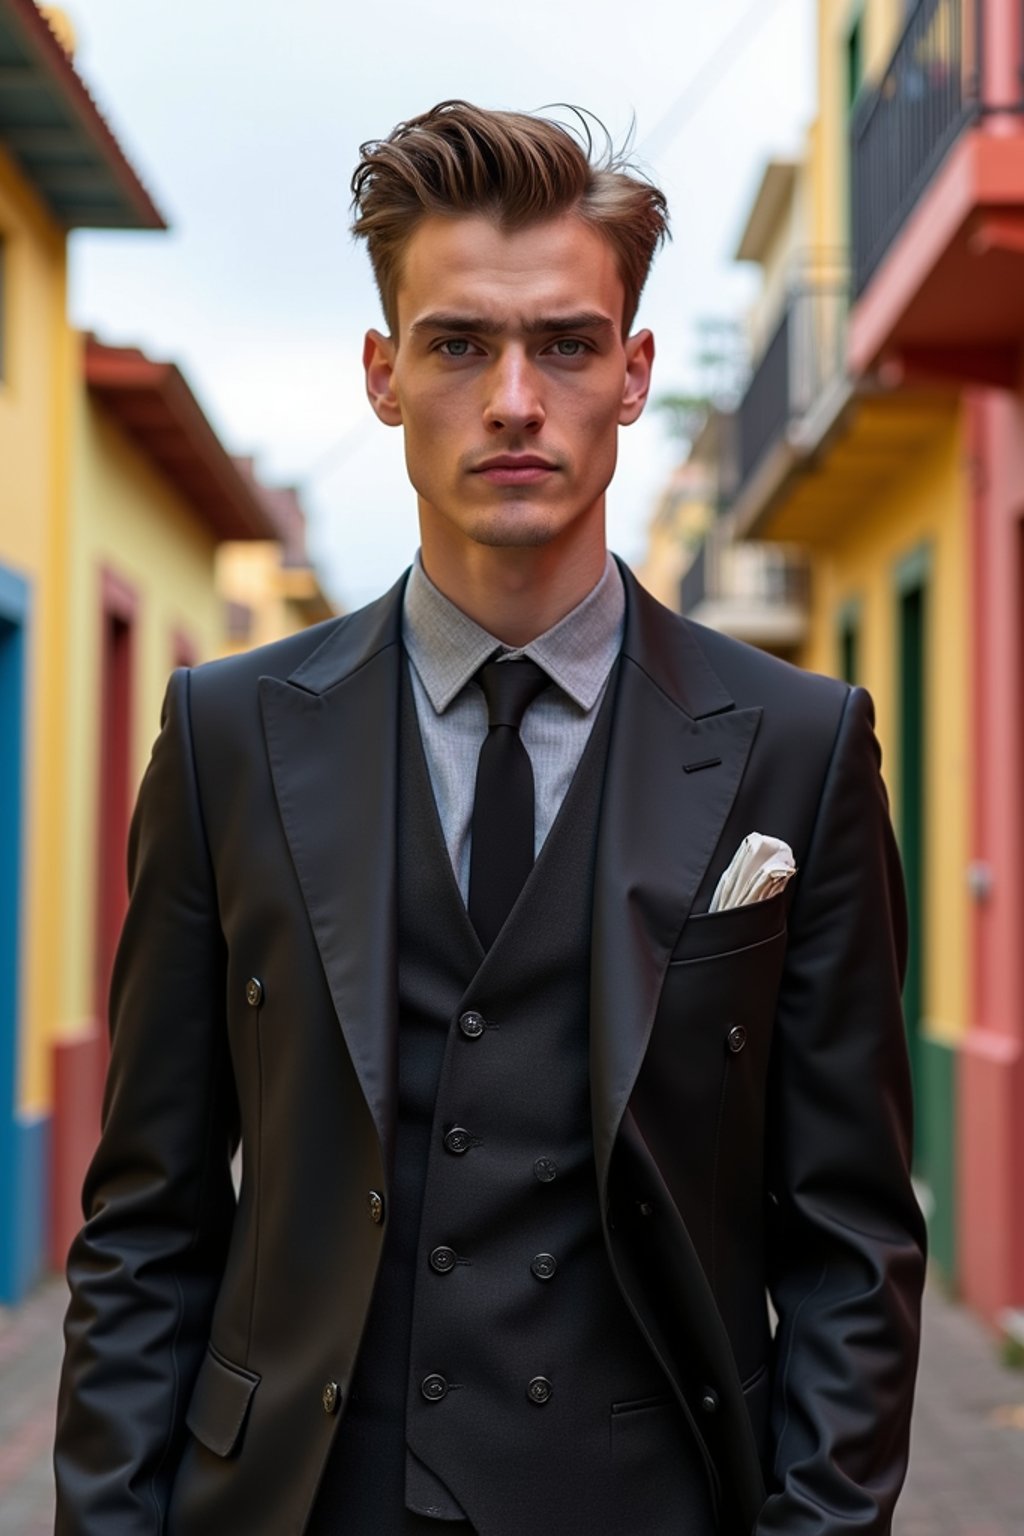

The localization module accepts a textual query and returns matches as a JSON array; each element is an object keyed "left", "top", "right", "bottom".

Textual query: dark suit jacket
[{"left": 55, "top": 563, "right": 926, "bottom": 1535}]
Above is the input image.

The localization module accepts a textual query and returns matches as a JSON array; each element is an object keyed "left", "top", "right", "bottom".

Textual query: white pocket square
[{"left": 709, "top": 832, "right": 797, "bottom": 914}]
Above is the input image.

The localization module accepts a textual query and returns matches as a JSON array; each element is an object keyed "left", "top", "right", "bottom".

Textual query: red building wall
[{"left": 961, "top": 381, "right": 1024, "bottom": 1321}]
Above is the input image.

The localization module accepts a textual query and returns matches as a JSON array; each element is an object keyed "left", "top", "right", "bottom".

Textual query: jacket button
[
  {"left": 701, "top": 1387, "right": 719, "bottom": 1414},
  {"left": 429, "top": 1245, "right": 457, "bottom": 1274},
  {"left": 245, "top": 977, "right": 263, "bottom": 1008},
  {"left": 368, "top": 1190, "right": 385, "bottom": 1225},
  {"left": 444, "top": 1127, "right": 472, "bottom": 1155},
  {"left": 727, "top": 1024, "right": 747, "bottom": 1054},
  {"left": 527, "top": 1376, "right": 552, "bottom": 1405},
  {"left": 530, "top": 1253, "right": 557, "bottom": 1281},
  {"left": 321, "top": 1380, "right": 340, "bottom": 1415},
  {"left": 421, "top": 1373, "right": 449, "bottom": 1402},
  {"left": 533, "top": 1157, "right": 557, "bottom": 1183},
  {"left": 459, "top": 1010, "right": 485, "bottom": 1039}
]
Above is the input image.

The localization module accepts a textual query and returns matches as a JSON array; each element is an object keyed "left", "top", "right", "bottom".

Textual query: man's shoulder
[
  {"left": 626, "top": 570, "right": 849, "bottom": 717},
  {"left": 623, "top": 574, "right": 856, "bottom": 784},
  {"left": 193, "top": 614, "right": 343, "bottom": 691},
  {"left": 682, "top": 612, "right": 848, "bottom": 714},
  {"left": 187, "top": 576, "right": 408, "bottom": 704}
]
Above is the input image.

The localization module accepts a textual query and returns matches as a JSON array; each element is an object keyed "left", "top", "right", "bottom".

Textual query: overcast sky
[{"left": 66, "top": 0, "right": 816, "bottom": 609}]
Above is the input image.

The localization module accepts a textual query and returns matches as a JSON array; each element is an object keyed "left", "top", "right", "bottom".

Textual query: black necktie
[{"left": 468, "top": 658, "right": 549, "bottom": 949}]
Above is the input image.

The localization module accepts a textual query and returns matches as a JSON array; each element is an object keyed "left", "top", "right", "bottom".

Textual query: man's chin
[
  {"left": 418, "top": 492, "right": 603, "bottom": 553},
  {"left": 464, "top": 518, "right": 559, "bottom": 549},
  {"left": 457, "top": 501, "right": 583, "bottom": 550}
]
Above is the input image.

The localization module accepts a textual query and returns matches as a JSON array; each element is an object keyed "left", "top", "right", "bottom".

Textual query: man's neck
[{"left": 418, "top": 526, "right": 609, "bottom": 648}]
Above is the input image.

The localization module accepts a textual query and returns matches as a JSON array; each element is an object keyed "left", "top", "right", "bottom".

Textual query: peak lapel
[
  {"left": 590, "top": 569, "right": 762, "bottom": 1195},
  {"left": 258, "top": 577, "right": 406, "bottom": 1179}
]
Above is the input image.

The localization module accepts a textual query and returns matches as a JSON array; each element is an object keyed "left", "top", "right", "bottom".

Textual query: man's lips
[{"left": 471, "top": 455, "right": 559, "bottom": 485}]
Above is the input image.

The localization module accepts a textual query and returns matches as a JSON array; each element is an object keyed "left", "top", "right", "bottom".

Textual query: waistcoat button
[
  {"left": 321, "top": 1380, "right": 340, "bottom": 1415},
  {"left": 527, "top": 1376, "right": 552, "bottom": 1405},
  {"left": 701, "top": 1387, "right": 719, "bottom": 1414},
  {"left": 533, "top": 1157, "right": 557, "bottom": 1183},
  {"left": 444, "top": 1127, "right": 472, "bottom": 1155},
  {"left": 429, "top": 1245, "right": 457, "bottom": 1274},
  {"left": 459, "top": 1010, "right": 485, "bottom": 1039},
  {"left": 530, "top": 1253, "right": 557, "bottom": 1281},
  {"left": 421, "top": 1374, "right": 449, "bottom": 1402},
  {"left": 368, "top": 1190, "right": 385, "bottom": 1225},
  {"left": 245, "top": 977, "right": 263, "bottom": 1008},
  {"left": 727, "top": 1024, "right": 747, "bottom": 1054}
]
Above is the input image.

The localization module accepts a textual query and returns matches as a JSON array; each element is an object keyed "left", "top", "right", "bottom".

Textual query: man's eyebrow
[{"left": 408, "top": 311, "right": 617, "bottom": 337}]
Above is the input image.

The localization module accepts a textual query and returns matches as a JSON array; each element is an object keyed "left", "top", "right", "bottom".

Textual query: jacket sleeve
[
  {"left": 755, "top": 684, "right": 927, "bottom": 1535},
  {"left": 54, "top": 667, "right": 238, "bottom": 1533}
]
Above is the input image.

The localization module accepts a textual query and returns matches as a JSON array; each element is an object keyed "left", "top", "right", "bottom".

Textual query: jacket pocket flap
[
  {"left": 670, "top": 886, "right": 789, "bottom": 964},
  {"left": 185, "top": 1344, "right": 260, "bottom": 1458}
]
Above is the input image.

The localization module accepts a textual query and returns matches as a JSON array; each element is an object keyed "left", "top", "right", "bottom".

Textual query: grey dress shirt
[{"left": 401, "top": 551, "right": 625, "bottom": 901}]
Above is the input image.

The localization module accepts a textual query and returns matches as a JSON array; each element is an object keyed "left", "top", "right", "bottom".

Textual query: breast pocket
[{"left": 669, "top": 885, "right": 789, "bottom": 964}]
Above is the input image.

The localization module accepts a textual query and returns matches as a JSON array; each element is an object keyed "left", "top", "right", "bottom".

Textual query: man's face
[{"left": 363, "top": 213, "right": 654, "bottom": 561}]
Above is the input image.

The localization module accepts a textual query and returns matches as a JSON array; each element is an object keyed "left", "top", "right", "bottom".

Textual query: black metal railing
[
  {"left": 851, "top": 0, "right": 1024, "bottom": 296},
  {"left": 679, "top": 534, "right": 810, "bottom": 618},
  {"left": 735, "top": 261, "right": 850, "bottom": 502},
  {"left": 738, "top": 307, "right": 790, "bottom": 491}
]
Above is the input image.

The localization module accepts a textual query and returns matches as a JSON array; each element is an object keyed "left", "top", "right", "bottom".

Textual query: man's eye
[
  {"left": 439, "top": 338, "right": 474, "bottom": 357},
  {"left": 550, "top": 338, "right": 588, "bottom": 357}
]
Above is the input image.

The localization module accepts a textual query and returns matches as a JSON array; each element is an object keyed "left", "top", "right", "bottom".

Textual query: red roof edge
[
  {"left": 84, "top": 335, "right": 279, "bottom": 542},
  {"left": 12, "top": 0, "right": 167, "bottom": 229}
]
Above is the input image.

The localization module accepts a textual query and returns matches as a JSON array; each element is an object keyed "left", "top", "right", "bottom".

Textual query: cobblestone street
[{"left": 1, "top": 1274, "right": 1021, "bottom": 1533}]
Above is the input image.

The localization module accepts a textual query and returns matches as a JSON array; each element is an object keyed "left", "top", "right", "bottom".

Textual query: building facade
[
  {"left": 843, "top": 0, "right": 1024, "bottom": 1328},
  {"left": 0, "top": 0, "right": 163, "bottom": 1301},
  {"left": 0, "top": 3, "right": 318, "bottom": 1302},
  {"left": 46, "top": 337, "right": 279, "bottom": 1273},
  {"left": 648, "top": 0, "right": 1024, "bottom": 1324}
]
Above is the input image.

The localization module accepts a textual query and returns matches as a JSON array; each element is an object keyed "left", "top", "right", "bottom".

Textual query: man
[{"left": 55, "top": 101, "right": 926, "bottom": 1535}]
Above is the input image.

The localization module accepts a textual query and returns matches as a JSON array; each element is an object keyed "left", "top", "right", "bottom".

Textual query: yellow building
[
  {"left": 634, "top": 449, "right": 717, "bottom": 613},
  {"left": 0, "top": 3, "right": 287, "bottom": 1300},
  {"left": 639, "top": 166, "right": 812, "bottom": 662},
  {"left": 217, "top": 458, "right": 335, "bottom": 655},
  {"left": 46, "top": 337, "right": 279, "bottom": 1272},
  {"left": 720, "top": 0, "right": 971, "bottom": 1279},
  {"left": 0, "top": 0, "right": 163, "bottom": 1301}
]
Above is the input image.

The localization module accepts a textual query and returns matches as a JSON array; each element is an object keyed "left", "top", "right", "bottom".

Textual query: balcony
[
  {"left": 680, "top": 521, "right": 810, "bottom": 656},
  {"left": 849, "top": 0, "right": 1024, "bottom": 385},
  {"left": 726, "top": 251, "right": 959, "bottom": 544},
  {"left": 729, "top": 256, "right": 853, "bottom": 538}
]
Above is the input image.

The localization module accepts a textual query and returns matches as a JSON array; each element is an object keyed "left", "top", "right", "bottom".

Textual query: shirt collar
[{"left": 402, "top": 550, "right": 624, "bottom": 715}]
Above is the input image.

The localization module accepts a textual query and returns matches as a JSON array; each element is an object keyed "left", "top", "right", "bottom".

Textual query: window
[{"left": 837, "top": 599, "right": 861, "bottom": 685}]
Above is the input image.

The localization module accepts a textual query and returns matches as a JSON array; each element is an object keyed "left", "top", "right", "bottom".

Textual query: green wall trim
[
  {"left": 835, "top": 595, "right": 863, "bottom": 684},
  {"left": 918, "top": 1032, "right": 957, "bottom": 1286},
  {"left": 892, "top": 541, "right": 933, "bottom": 594},
  {"left": 894, "top": 553, "right": 929, "bottom": 1133}
]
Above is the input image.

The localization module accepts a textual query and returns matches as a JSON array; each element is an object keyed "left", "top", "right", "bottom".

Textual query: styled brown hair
[{"left": 350, "top": 100, "right": 669, "bottom": 335}]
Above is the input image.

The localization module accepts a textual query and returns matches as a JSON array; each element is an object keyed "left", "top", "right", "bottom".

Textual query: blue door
[{"left": 0, "top": 566, "right": 35, "bottom": 1302}]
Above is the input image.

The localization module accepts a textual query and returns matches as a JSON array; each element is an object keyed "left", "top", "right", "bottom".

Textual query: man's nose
[{"left": 483, "top": 351, "right": 545, "bottom": 434}]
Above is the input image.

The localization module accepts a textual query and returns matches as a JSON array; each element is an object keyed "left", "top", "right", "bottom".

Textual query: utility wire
[
  {"left": 637, "top": 0, "right": 792, "bottom": 162},
  {"left": 300, "top": 416, "right": 375, "bottom": 489}
]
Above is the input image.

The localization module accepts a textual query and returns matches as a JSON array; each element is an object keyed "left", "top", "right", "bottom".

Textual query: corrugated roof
[{"left": 0, "top": 0, "right": 165, "bottom": 228}]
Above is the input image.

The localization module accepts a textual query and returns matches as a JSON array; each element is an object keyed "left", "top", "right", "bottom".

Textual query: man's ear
[
  {"left": 363, "top": 329, "right": 402, "bottom": 426},
  {"left": 619, "top": 329, "right": 655, "bottom": 426}
]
